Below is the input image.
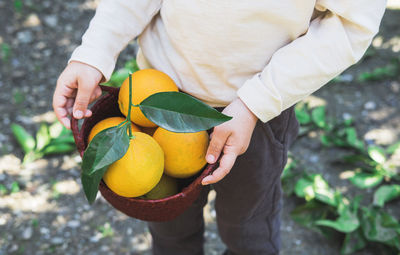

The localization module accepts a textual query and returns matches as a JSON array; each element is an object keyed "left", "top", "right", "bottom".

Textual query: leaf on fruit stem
[
  {"left": 81, "top": 124, "right": 130, "bottom": 203},
  {"left": 139, "top": 92, "right": 232, "bottom": 133}
]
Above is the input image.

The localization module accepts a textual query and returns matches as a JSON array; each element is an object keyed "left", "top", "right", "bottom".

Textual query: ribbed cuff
[{"left": 237, "top": 74, "right": 283, "bottom": 123}]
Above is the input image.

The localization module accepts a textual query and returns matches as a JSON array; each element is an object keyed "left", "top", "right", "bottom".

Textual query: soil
[{"left": 0, "top": 1, "right": 399, "bottom": 254}]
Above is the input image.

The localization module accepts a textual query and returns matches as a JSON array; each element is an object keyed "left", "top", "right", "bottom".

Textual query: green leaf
[
  {"left": 42, "top": 143, "right": 75, "bottom": 155},
  {"left": 281, "top": 159, "right": 300, "bottom": 196},
  {"left": 349, "top": 172, "right": 383, "bottom": 189},
  {"left": 316, "top": 201, "right": 360, "bottom": 233},
  {"left": 320, "top": 134, "right": 333, "bottom": 147},
  {"left": 11, "top": 123, "right": 36, "bottom": 154},
  {"left": 368, "top": 145, "right": 387, "bottom": 164},
  {"left": 345, "top": 128, "right": 364, "bottom": 151},
  {"left": 361, "top": 207, "right": 400, "bottom": 247},
  {"left": 49, "top": 121, "right": 69, "bottom": 139},
  {"left": 313, "top": 175, "right": 338, "bottom": 207},
  {"left": 295, "top": 105, "right": 311, "bottom": 124},
  {"left": 294, "top": 174, "right": 315, "bottom": 200},
  {"left": 102, "top": 59, "right": 139, "bottom": 87},
  {"left": 373, "top": 185, "right": 400, "bottom": 207},
  {"left": 386, "top": 141, "right": 400, "bottom": 155},
  {"left": 81, "top": 124, "right": 130, "bottom": 203},
  {"left": 124, "top": 58, "right": 139, "bottom": 73},
  {"left": 1, "top": 43, "right": 11, "bottom": 62},
  {"left": 11, "top": 181, "right": 20, "bottom": 193},
  {"left": 139, "top": 92, "right": 232, "bottom": 133},
  {"left": 311, "top": 106, "right": 326, "bottom": 129},
  {"left": 340, "top": 229, "right": 367, "bottom": 255},
  {"left": 290, "top": 200, "right": 332, "bottom": 233},
  {"left": 36, "top": 123, "right": 51, "bottom": 151}
]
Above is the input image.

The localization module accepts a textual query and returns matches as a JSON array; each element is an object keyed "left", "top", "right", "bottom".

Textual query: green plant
[
  {"left": 342, "top": 142, "right": 400, "bottom": 189},
  {"left": 101, "top": 58, "right": 140, "bottom": 87},
  {"left": 11, "top": 121, "right": 76, "bottom": 164},
  {"left": 295, "top": 103, "right": 333, "bottom": 136},
  {"left": 13, "top": 0, "right": 23, "bottom": 13},
  {"left": 357, "top": 58, "right": 400, "bottom": 82},
  {"left": 0, "top": 43, "right": 11, "bottom": 62},
  {"left": 98, "top": 222, "right": 114, "bottom": 238},
  {"left": 286, "top": 167, "right": 400, "bottom": 254}
]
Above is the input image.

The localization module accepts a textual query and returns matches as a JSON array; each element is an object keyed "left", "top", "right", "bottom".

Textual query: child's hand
[
  {"left": 202, "top": 98, "right": 258, "bottom": 185},
  {"left": 53, "top": 61, "right": 103, "bottom": 129}
]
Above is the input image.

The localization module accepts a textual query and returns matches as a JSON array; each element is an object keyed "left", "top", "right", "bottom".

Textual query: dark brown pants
[{"left": 148, "top": 106, "right": 299, "bottom": 255}]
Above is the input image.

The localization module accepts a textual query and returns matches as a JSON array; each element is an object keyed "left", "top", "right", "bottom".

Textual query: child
[{"left": 53, "top": 1, "right": 386, "bottom": 254}]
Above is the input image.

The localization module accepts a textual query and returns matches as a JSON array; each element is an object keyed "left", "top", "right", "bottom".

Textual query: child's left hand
[{"left": 202, "top": 98, "right": 258, "bottom": 185}]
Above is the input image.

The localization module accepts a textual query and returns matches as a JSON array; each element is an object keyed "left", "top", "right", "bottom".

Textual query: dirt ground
[{"left": 0, "top": 1, "right": 399, "bottom": 254}]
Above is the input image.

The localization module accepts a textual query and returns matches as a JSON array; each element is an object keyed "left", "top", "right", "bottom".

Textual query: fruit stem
[{"left": 127, "top": 73, "right": 133, "bottom": 138}]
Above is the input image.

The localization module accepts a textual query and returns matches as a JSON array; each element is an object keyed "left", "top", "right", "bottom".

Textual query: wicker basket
[{"left": 71, "top": 85, "right": 217, "bottom": 222}]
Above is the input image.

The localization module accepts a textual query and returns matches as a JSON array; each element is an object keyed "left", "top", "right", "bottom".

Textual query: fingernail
[
  {"left": 206, "top": 154, "right": 215, "bottom": 163},
  {"left": 202, "top": 177, "right": 210, "bottom": 185},
  {"left": 74, "top": 110, "right": 83, "bottom": 119}
]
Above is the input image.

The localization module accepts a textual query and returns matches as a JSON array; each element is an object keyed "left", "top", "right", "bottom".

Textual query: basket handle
[{"left": 71, "top": 85, "right": 118, "bottom": 157}]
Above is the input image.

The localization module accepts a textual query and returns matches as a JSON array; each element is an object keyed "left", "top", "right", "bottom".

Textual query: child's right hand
[{"left": 53, "top": 61, "right": 104, "bottom": 129}]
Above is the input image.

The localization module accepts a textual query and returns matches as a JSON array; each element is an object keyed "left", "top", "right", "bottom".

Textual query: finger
[
  {"left": 89, "top": 86, "right": 102, "bottom": 104},
  {"left": 73, "top": 80, "right": 97, "bottom": 119},
  {"left": 202, "top": 152, "right": 238, "bottom": 185},
  {"left": 206, "top": 127, "right": 229, "bottom": 164},
  {"left": 66, "top": 98, "right": 74, "bottom": 115},
  {"left": 53, "top": 83, "right": 73, "bottom": 129}
]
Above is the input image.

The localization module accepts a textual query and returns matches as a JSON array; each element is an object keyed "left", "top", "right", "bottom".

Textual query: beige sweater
[{"left": 70, "top": 0, "right": 386, "bottom": 122}]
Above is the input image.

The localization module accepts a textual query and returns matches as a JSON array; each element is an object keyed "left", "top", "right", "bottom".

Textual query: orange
[
  {"left": 103, "top": 132, "right": 164, "bottom": 197},
  {"left": 142, "top": 174, "right": 179, "bottom": 200},
  {"left": 88, "top": 117, "right": 141, "bottom": 142},
  {"left": 118, "top": 69, "right": 179, "bottom": 127},
  {"left": 152, "top": 128, "right": 209, "bottom": 178}
]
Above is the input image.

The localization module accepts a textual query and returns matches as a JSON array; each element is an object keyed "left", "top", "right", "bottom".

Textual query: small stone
[
  {"left": 295, "top": 239, "right": 302, "bottom": 245},
  {"left": 390, "top": 81, "right": 400, "bottom": 93},
  {"left": 22, "top": 227, "right": 33, "bottom": 240},
  {"left": 90, "top": 233, "right": 101, "bottom": 243},
  {"left": 101, "top": 245, "right": 109, "bottom": 252},
  {"left": 8, "top": 244, "right": 18, "bottom": 252},
  {"left": 44, "top": 15, "right": 58, "bottom": 27},
  {"left": 342, "top": 112, "right": 352, "bottom": 120},
  {"left": 126, "top": 228, "right": 133, "bottom": 235},
  {"left": 67, "top": 220, "right": 80, "bottom": 228},
  {"left": 310, "top": 155, "right": 319, "bottom": 163},
  {"left": 51, "top": 237, "right": 64, "bottom": 245},
  {"left": 0, "top": 174, "right": 6, "bottom": 181},
  {"left": 23, "top": 14, "right": 41, "bottom": 27},
  {"left": 17, "top": 31, "right": 34, "bottom": 44},
  {"left": 364, "top": 101, "right": 376, "bottom": 110},
  {"left": 40, "top": 227, "right": 50, "bottom": 235}
]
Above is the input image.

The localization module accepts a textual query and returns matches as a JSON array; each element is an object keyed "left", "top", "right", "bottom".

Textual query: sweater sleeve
[
  {"left": 237, "top": 0, "right": 387, "bottom": 122},
  {"left": 69, "top": 0, "right": 162, "bottom": 80}
]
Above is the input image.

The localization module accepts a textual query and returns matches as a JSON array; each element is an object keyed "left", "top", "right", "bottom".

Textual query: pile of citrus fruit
[{"left": 88, "top": 69, "right": 209, "bottom": 200}]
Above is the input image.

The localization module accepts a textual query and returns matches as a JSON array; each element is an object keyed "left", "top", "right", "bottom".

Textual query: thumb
[{"left": 73, "top": 78, "right": 97, "bottom": 119}]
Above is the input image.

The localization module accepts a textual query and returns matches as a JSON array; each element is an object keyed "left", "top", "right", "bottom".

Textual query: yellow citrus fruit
[
  {"left": 88, "top": 117, "right": 141, "bottom": 142},
  {"left": 103, "top": 132, "right": 164, "bottom": 197},
  {"left": 152, "top": 128, "right": 209, "bottom": 178},
  {"left": 142, "top": 174, "right": 179, "bottom": 200},
  {"left": 118, "top": 69, "right": 179, "bottom": 127}
]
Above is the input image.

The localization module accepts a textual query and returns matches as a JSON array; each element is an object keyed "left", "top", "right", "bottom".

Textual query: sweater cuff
[
  {"left": 68, "top": 45, "right": 116, "bottom": 81},
  {"left": 237, "top": 74, "right": 283, "bottom": 123}
]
